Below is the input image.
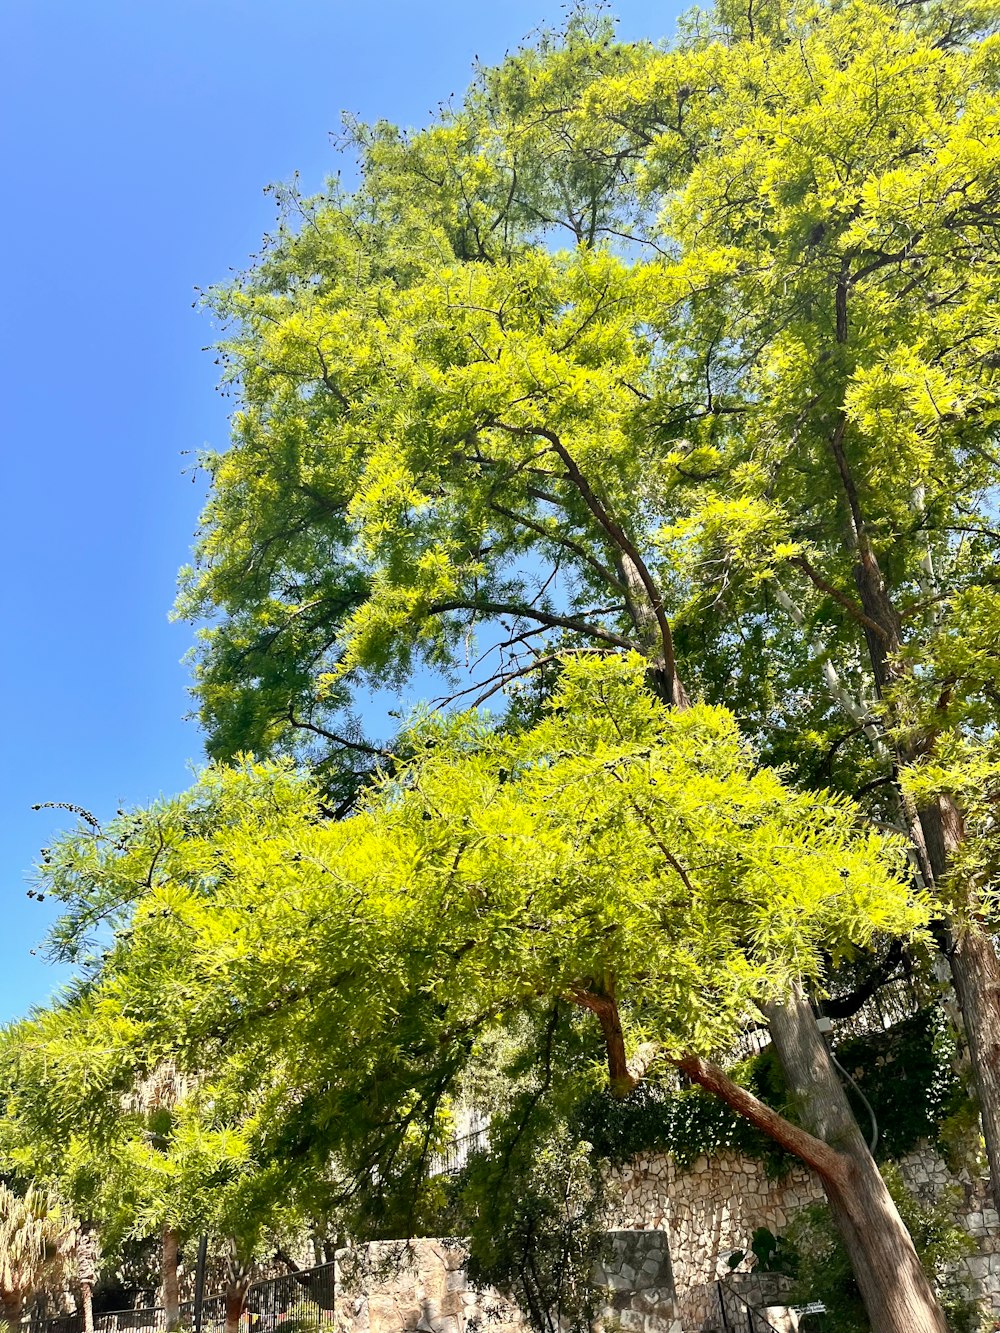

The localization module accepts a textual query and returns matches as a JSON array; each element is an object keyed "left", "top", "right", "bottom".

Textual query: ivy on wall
[
  {"left": 578, "top": 1008, "right": 970, "bottom": 1173},
  {"left": 577, "top": 1047, "right": 794, "bottom": 1174},
  {"left": 834, "top": 1007, "right": 966, "bottom": 1162}
]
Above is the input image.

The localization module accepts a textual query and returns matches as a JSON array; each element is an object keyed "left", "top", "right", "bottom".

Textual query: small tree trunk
[
  {"left": 0, "top": 1290, "right": 23, "bottom": 1328},
  {"left": 946, "top": 927, "right": 1000, "bottom": 1196},
  {"left": 765, "top": 990, "right": 948, "bottom": 1333},
  {"left": 78, "top": 1222, "right": 97, "bottom": 1333},
  {"left": 81, "top": 1283, "right": 94, "bottom": 1333},
  {"left": 223, "top": 1282, "right": 248, "bottom": 1333},
  {"left": 161, "top": 1226, "right": 181, "bottom": 1333},
  {"left": 916, "top": 793, "right": 1000, "bottom": 1208}
]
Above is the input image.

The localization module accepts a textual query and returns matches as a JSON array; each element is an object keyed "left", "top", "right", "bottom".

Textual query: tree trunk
[
  {"left": 944, "top": 925, "right": 1000, "bottom": 1195},
  {"left": 224, "top": 1281, "right": 248, "bottom": 1333},
  {"left": 78, "top": 1222, "right": 97, "bottom": 1333},
  {"left": 0, "top": 1290, "right": 23, "bottom": 1328},
  {"left": 161, "top": 1226, "right": 181, "bottom": 1333},
  {"left": 913, "top": 793, "right": 1000, "bottom": 1207},
  {"left": 765, "top": 989, "right": 948, "bottom": 1333},
  {"left": 580, "top": 979, "right": 951, "bottom": 1333},
  {"left": 81, "top": 1283, "right": 94, "bottom": 1333}
]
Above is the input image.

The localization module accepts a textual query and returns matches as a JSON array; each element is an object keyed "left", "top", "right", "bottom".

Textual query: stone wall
[
  {"left": 332, "top": 1233, "right": 682, "bottom": 1333},
  {"left": 595, "top": 1231, "right": 680, "bottom": 1333},
  {"left": 332, "top": 1239, "right": 523, "bottom": 1333},
  {"left": 324, "top": 1145, "right": 1000, "bottom": 1333},
  {"left": 611, "top": 1145, "right": 1000, "bottom": 1329},
  {"left": 610, "top": 1152, "right": 823, "bottom": 1329}
]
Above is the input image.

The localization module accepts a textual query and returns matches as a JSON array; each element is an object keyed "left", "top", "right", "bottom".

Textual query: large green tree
[
  {"left": 30, "top": 658, "right": 946, "bottom": 1332},
  {"left": 16, "top": 1, "right": 1000, "bottom": 1330},
  {"left": 163, "top": 0, "right": 1000, "bottom": 1317},
  {"left": 0, "top": 996, "right": 306, "bottom": 1333}
]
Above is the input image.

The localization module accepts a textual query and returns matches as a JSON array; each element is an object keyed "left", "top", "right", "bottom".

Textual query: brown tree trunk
[
  {"left": 765, "top": 989, "right": 948, "bottom": 1333},
  {"left": 0, "top": 1291, "right": 23, "bottom": 1328},
  {"left": 78, "top": 1222, "right": 97, "bottom": 1333},
  {"left": 943, "top": 925, "right": 1000, "bottom": 1194},
  {"left": 578, "top": 980, "right": 950, "bottom": 1333},
  {"left": 224, "top": 1281, "right": 248, "bottom": 1333},
  {"left": 912, "top": 793, "right": 1000, "bottom": 1206},
  {"left": 81, "top": 1283, "right": 94, "bottom": 1333},
  {"left": 161, "top": 1226, "right": 181, "bottom": 1333}
]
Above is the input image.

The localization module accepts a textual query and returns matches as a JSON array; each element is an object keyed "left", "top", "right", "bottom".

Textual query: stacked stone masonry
[
  {"left": 610, "top": 1145, "right": 1000, "bottom": 1329},
  {"left": 331, "top": 1236, "right": 682, "bottom": 1333},
  {"left": 330, "top": 1144, "right": 1000, "bottom": 1333}
]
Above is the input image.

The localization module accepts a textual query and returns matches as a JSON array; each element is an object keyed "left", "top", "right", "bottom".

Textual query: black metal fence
[
  {"left": 428, "top": 1128, "right": 489, "bottom": 1177},
  {"left": 29, "top": 1262, "right": 337, "bottom": 1333},
  {"left": 713, "top": 1280, "right": 785, "bottom": 1333}
]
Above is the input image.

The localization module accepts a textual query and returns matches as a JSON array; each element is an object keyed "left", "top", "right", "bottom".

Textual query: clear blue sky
[{"left": 0, "top": 0, "right": 681, "bottom": 1023}]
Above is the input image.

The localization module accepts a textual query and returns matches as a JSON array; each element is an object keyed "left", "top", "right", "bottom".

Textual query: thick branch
[
  {"left": 673, "top": 1053, "right": 851, "bottom": 1188},
  {"left": 571, "top": 987, "right": 638, "bottom": 1097},
  {"left": 819, "top": 940, "right": 904, "bottom": 1021},
  {"left": 789, "top": 556, "right": 891, "bottom": 644},
  {"left": 427, "top": 598, "right": 635, "bottom": 650},
  {"left": 569, "top": 985, "right": 851, "bottom": 1186}
]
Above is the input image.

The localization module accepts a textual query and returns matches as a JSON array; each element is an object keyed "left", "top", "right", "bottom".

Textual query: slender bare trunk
[
  {"left": 161, "top": 1226, "right": 181, "bottom": 1333},
  {"left": 78, "top": 1222, "right": 97, "bottom": 1333},
  {"left": 765, "top": 989, "right": 947, "bottom": 1333},
  {"left": 81, "top": 1283, "right": 94, "bottom": 1333},
  {"left": 910, "top": 794, "right": 1000, "bottom": 1206},
  {"left": 223, "top": 1282, "right": 248, "bottom": 1333},
  {"left": 942, "top": 926, "right": 1000, "bottom": 1188}
]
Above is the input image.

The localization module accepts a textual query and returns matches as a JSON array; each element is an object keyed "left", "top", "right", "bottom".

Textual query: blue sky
[{"left": 0, "top": 0, "right": 681, "bottom": 1023}]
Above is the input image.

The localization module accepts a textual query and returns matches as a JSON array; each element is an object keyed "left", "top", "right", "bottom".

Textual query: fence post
[{"left": 193, "top": 1237, "right": 208, "bottom": 1333}]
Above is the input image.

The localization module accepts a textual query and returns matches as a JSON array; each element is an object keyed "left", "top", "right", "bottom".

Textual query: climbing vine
[{"left": 578, "top": 1009, "right": 969, "bottom": 1172}]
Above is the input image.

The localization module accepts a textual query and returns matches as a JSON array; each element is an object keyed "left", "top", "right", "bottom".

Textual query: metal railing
[
  {"left": 428, "top": 1128, "right": 489, "bottom": 1177},
  {"left": 713, "top": 1279, "right": 786, "bottom": 1333}
]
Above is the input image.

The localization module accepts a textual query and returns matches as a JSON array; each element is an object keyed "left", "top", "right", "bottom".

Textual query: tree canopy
[{"left": 8, "top": 1, "right": 1000, "bottom": 1330}]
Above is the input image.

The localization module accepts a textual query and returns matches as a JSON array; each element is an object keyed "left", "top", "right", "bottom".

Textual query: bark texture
[
  {"left": 944, "top": 923, "right": 1000, "bottom": 1202},
  {"left": 161, "top": 1226, "right": 181, "bottom": 1333},
  {"left": 81, "top": 1282, "right": 94, "bottom": 1333},
  {"left": 78, "top": 1222, "right": 97, "bottom": 1333},
  {"left": 765, "top": 990, "right": 948, "bottom": 1333},
  {"left": 224, "top": 1281, "right": 249, "bottom": 1333}
]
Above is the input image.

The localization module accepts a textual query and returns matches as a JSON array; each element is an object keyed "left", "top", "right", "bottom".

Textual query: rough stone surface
[
  {"left": 607, "top": 1144, "right": 1000, "bottom": 1329},
  {"left": 332, "top": 1234, "right": 682, "bottom": 1333},
  {"left": 324, "top": 1144, "right": 1000, "bottom": 1333}
]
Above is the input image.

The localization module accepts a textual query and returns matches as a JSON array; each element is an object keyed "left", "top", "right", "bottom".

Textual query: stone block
[
  {"left": 966, "top": 1256, "right": 989, "bottom": 1282},
  {"left": 641, "top": 1312, "right": 680, "bottom": 1333}
]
